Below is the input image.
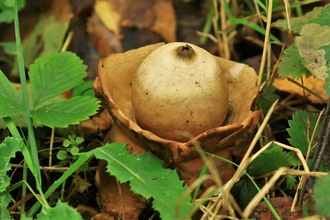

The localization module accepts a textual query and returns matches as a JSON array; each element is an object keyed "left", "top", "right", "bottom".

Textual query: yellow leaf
[
  {"left": 94, "top": 0, "right": 121, "bottom": 37},
  {"left": 273, "top": 75, "right": 328, "bottom": 103}
]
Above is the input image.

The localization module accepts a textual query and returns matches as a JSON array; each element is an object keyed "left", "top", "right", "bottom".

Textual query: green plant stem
[
  {"left": 7, "top": 181, "right": 48, "bottom": 208},
  {"left": 21, "top": 160, "right": 27, "bottom": 216},
  {"left": 27, "top": 153, "right": 92, "bottom": 217},
  {"left": 12, "top": 0, "right": 46, "bottom": 203}
]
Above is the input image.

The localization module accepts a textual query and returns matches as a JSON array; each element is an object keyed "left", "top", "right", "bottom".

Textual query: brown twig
[{"left": 306, "top": 100, "right": 330, "bottom": 193}]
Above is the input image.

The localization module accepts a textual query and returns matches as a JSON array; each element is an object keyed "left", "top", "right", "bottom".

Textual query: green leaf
[
  {"left": 287, "top": 110, "right": 322, "bottom": 156},
  {"left": 76, "top": 137, "right": 84, "bottom": 144},
  {"left": 63, "top": 140, "right": 70, "bottom": 147},
  {"left": 0, "top": 70, "right": 24, "bottom": 117},
  {"left": 271, "top": 5, "right": 327, "bottom": 33},
  {"left": 0, "top": 42, "right": 17, "bottom": 55},
  {"left": 71, "top": 80, "right": 95, "bottom": 97},
  {"left": 11, "top": 15, "right": 69, "bottom": 76},
  {"left": 231, "top": 176, "right": 258, "bottom": 209},
  {"left": 0, "top": 0, "right": 25, "bottom": 23},
  {"left": 325, "top": 76, "right": 330, "bottom": 97},
  {"left": 70, "top": 147, "right": 79, "bottom": 156},
  {"left": 0, "top": 192, "right": 11, "bottom": 219},
  {"left": 285, "top": 176, "right": 297, "bottom": 191},
  {"left": 57, "top": 150, "right": 67, "bottom": 160},
  {"left": 295, "top": 24, "right": 330, "bottom": 80},
  {"left": 28, "top": 52, "right": 87, "bottom": 107},
  {"left": 314, "top": 174, "right": 330, "bottom": 218},
  {"left": 36, "top": 200, "right": 82, "bottom": 220},
  {"left": 86, "top": 143, "right": 193, "bottom": 220},
  {"left": 277, "top": 44, "right": 309, "bottom": 78},
  {"left": 31, "top": 96, "right": 100, "bottom": 127},
  {"left": 248, "top": 144, "right": 298, "bottom": 177},
  {"left": 259, "top": 78, "right": 279, "bottom": 112},
  {"left": 308, "top": 5, "right": 330, "bottom": 27},
  {"left": 0, "top": 137, "right": 24, "bottom": 192}
]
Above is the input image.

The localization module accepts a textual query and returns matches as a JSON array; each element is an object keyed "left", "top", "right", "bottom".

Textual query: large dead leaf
[{"left": 94, "top": 0, "right": 176, "bottom": 42}]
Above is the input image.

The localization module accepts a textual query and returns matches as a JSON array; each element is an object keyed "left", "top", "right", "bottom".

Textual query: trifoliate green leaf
[
  {"left": 28, "top": 52, "right": 87, "bottom": 107},
  {"left": 86, "top": 143, "right": 193, "bottom": 220},
  {"left": 287, "top": 110, "right": 322, "bottom": 156},
  {"left": 248, "top": 144, "right": 298, "bottom": 177},
  {"left": 31, "top": 96, "right": 99, "bottom": 127},
  {"left": 0, "top": 70, "right": 24, "bottom": 117},
  {"left": 0, "top": 137, "right": 23, "bottom": 192},
  {"left": 314, "top": 174, "right": 330, "bottom": 218},
  {"left": 277, "top": 44, "right": 309, "bottom": 78},
  {"left": 37, "top": 200, "right": 82, "bottom": 220}
]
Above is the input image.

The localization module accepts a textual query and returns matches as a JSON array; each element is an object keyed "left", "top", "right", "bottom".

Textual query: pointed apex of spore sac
[{"left": 176, "top": 44, "right": 195, "bottom": 60}]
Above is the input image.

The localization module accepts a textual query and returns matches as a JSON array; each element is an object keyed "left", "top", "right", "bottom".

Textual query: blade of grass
[
  {"left": 27, "top": 153, "right": 92, "bottom": 217},
  {"left": 12, "top": 0, "right": 48, "bottom": 209}
]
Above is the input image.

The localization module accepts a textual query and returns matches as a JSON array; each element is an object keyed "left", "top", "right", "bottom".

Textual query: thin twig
[{"left": 307, "top": 100, "right": 330, "bottom": 193}]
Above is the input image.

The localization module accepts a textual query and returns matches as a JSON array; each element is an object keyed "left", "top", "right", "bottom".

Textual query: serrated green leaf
[
  {"left": 277, "top": 44, "right": 309, "bottom": 78},
  {"left": 87, "top": 143, "right": 193, "bottom": 220},
  {"left": 0, "top": 70, "right": 24, "bottom": 117},
  {"left": 37, "top": 200, "right": 82, "bottom": 220},
  {"left": 31, "top": 96, "right": 99, "bottom": 127},
  {"left": 11, "top": 15, "right": 68, "bottom": 76},
  {"left": 287, "top": 110, "right": 322, "bottom": 156},
  {"left": 0, "top": 137, "right": 23, "bottom": 192},
  {"left": 248, "top": 144, "right": 298, "bottom": 177},
  {"left": 314, "top": 174, "right": 330, "bottom": 218},
  {"left": 271, "top": 5, "right": 326, "bottom": 33},
  {"left": 0, "top": 192, "right": 11, "bottom": 219},
  {"left": 0, "top": 83, "right": 67, "bottom": 129},
  {"left": 230, "top": 176, "right": 258, "bottom": 209},
  {"left": 285, "top": 176, "right": 297, "bottom": 191},
  {"left": 28, "top": 52, "right": 87, "bottom": 107}
]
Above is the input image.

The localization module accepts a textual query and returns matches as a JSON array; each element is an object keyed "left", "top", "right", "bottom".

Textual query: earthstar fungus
[{"left": 93, "top": 42, "right": 261, "bottom": 218}]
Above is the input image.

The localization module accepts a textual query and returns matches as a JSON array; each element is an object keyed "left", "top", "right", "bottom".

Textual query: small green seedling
[{"left": 56, "top": 135, "right": 88, "bottom": 170}]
